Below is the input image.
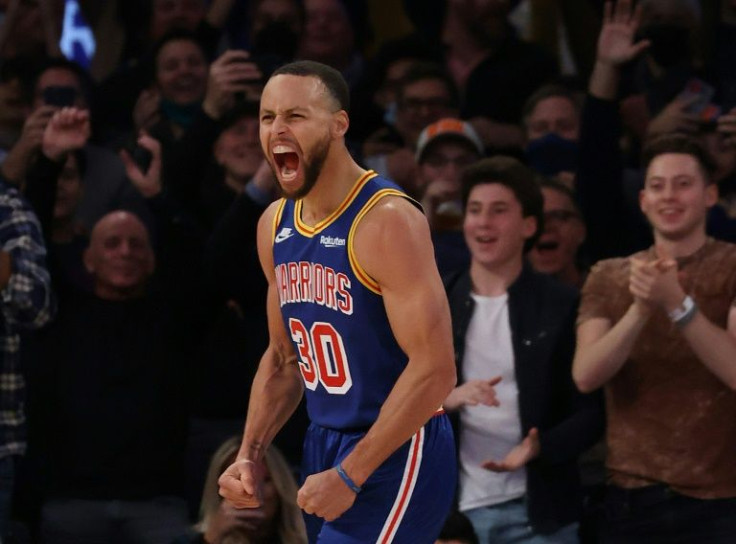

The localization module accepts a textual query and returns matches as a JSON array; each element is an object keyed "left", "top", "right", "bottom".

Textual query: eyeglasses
[{"left": 544, "top": 209, "right": 580, "bottom": 225}]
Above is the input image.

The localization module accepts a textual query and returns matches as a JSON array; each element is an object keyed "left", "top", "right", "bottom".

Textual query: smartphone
[
  {"left": 678, "top": 78, "right": 721, "bottom": 123},
  {"left": 42, "top": 86, "right": 77, "bottom": 107}
]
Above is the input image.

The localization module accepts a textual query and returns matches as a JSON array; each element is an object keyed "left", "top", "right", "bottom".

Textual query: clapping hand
[
  {"left": 444, "top": 377, "right": 502, "bottom": 412},
  {"left": 482, "top": 428, "right": 540, "bottom": 472}
]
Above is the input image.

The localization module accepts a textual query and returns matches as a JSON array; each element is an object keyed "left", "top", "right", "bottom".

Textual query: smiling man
[
  {"left": 443, "top": 156, "right": 602, "bottom": 543},
  {"left": 574, "top": 133, "right": 736, "bottom": 542},
  {"left": 218, "top": 60, "right": 457, "bottom": 543}
]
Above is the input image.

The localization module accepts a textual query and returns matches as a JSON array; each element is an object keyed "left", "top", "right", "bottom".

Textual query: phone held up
[{"left": 42, "top": 86, "right": 78, "bottom": 108}]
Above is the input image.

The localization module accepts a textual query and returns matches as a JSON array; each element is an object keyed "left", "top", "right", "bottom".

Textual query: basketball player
[{"left": 217, "top": 60, "right": 458, "bottom": 543}]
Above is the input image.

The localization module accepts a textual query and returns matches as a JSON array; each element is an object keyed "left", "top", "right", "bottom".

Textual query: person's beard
[{"left": 282, "top": 133, "right": 331, "bottom": 200}]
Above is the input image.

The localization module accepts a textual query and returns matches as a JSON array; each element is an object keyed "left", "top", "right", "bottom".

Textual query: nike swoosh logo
[{"left": 275, "top": 228, "right": 294, "bottom": 243}]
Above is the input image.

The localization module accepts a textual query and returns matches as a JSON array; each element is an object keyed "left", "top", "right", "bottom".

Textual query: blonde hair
[{"left": 198, "top": 437, "right": 307, "bottom": 544}]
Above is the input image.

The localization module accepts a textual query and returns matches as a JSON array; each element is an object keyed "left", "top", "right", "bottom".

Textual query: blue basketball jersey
[{"left": 271, "top": 171, "right": 413, "bottom": 430}]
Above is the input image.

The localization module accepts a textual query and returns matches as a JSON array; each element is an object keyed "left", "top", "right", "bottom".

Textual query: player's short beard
[{"left": 278, "top": 134, "right": 331, "bottom": 200}]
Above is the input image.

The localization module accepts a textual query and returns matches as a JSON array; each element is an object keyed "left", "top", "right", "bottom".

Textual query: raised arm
[{"left": 218, "top": 201, "right": 304, "bottom": 506}]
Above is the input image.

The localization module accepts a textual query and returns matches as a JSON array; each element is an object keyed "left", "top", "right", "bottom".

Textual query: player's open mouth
[{"left": 273, "top": 145, "right": 300, "bottom": 182}]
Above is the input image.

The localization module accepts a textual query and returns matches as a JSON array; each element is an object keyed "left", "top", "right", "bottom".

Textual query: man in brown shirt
[{"left": 574, "top": 132, "right": 736, "bottom": 543}]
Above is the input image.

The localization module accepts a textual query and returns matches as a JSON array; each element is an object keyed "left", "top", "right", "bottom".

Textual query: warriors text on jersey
[{"left": 271, "top": 170, "right": 414, "bottom": 430}]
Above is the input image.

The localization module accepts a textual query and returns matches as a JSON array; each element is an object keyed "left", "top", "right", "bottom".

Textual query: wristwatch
[{"left": 667, "top": 295, "right": 697, "bottom": 327}]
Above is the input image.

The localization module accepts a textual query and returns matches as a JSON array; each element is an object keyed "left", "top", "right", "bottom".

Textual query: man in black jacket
[{"left": 443, "top": 156, "right": 603, "bottom": 543}]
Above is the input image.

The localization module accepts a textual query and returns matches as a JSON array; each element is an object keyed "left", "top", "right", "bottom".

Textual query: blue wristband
[{"left": 335, "top": 463, "right": 362, "bottom": 494}]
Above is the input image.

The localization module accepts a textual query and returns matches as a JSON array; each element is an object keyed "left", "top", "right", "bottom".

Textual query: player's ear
[{"left": 332, "top": 110, "right": 349, "bottom": 138}]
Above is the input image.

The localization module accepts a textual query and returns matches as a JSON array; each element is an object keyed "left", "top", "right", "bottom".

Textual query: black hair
[
  {"left": 521, "top": 83, "right": 582, "bottom": 125},
  {"left": 396, "top": 61, "right": 460, "bottom": 111},
  {"left": 148, "top": 28, "right": 208, "bottom": 85},
  {"left": 219, "top": 99, "right": 260, "bottom": 131},
  {"left": 539, "top": 177, "right": 581, "bottom": 214},
  {"left": 271, "top": 60, "right": 350, "bottom": 113},
  {"left": 437, "top": 510, "right": 479, "bottom": 544},
  {"left": 31, "top": 57, "right": 95, "bottom": 106},
  {"left": 642, "top": 133, "right": 716, "bottom": 184},
  {"left": 461, "top": 155, "right": 544, "bottom": 252}
]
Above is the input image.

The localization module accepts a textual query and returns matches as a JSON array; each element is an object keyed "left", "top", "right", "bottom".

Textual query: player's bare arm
[
  {"left": 218, "top": 201, "right": 305, "bottom": 507},
  {"left": 340, "top": 195, "right": 457, "bottom": 485}
]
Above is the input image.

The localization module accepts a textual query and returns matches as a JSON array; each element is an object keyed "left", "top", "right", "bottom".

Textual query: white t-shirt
[{"left": 458, "top": 292, "right": 526, "bottom": 511}]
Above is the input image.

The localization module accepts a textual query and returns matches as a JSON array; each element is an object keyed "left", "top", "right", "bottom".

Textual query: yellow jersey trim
[
  {"left": 293, "top": 170, "right": 378, "bottom": 237},
  {"left": 271, "top": 198, "right": 288, "bottom": 243},
  {"left": 347, "top": 188, "right": 409, "bottom": 295}
]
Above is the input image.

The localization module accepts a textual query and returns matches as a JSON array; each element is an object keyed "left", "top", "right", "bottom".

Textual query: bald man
[{"left": 28, "top": 210, "right": 202, "bottom": 544}]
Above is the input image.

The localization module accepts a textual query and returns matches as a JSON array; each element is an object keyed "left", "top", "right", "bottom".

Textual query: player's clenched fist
[
  {"left": 218, "top": 458, "right": 263, "bottom": 508},
  {"left": 297, "top": 468, "right": 358, "bottom": 522}
]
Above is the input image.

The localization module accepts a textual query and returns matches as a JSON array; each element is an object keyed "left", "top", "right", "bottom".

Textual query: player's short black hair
[
  {"left": 461, "top": 155, "right": 544, "bottom": 252},
  {"left": 271, "top": 60, "right": 350, "bottom": 113},
  {"left": 642, "top": 133, "right": 716, "bottom": 184}
]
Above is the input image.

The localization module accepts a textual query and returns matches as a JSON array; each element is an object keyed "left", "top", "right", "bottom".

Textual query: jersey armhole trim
[
  {"left": 271, "top": 198, "right": 288, "bottom": 244},
  {"left": 348, "top": 189, "right": 413, "bottom": 295}
]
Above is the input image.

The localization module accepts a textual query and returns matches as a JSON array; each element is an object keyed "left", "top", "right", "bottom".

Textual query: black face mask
[{"left": 639, "top": 23, "right": 691, "bottom": 68}]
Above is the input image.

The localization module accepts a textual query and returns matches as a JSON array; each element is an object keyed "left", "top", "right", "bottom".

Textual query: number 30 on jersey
[{"left": 288, "top": 318, "right": 353, "bottom": 394}]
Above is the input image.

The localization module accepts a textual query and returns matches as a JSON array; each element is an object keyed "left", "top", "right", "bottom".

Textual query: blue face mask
[
  {"left": 160, "top": 99, "right": 201, "bottom": 129},
  {"left": 525, "top": 132, "right": 579, "bottom": 176}
]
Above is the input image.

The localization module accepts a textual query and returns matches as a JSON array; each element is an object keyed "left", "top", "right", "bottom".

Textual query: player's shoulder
[
  {"left": 357, "top": 174, "right": 422, "bottom": 225},
  {"left": 358, "top": 193, "right": 425, "bottom": 236}
]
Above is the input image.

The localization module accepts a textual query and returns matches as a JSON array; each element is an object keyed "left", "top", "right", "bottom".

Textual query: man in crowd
[
  {"left": 574, "top": 133, "right": 736, "bottom": 542},
  {"left": 444, "top": 156, "right": 602, "bottom": 543}
]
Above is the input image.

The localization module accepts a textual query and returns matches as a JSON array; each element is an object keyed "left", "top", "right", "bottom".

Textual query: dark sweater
[{"left": 29, "top": 290, "right": 196, "bottom": 499}]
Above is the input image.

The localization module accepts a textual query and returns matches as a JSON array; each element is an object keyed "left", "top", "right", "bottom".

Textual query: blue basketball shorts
[{"left": 301, "top": 412, "right": 457, "bottom": 543}]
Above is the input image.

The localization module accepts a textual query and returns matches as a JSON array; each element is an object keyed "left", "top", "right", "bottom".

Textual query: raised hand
[
  {"left": 133, "top": 88, "right": 162, "bottom": 131},
  {"left": 42, "top": 107, "right": 91, "bottom": 161},
  {"left": 482, "top": 428, "right": 540, "bottom": 472},
  {"left": 596, "top": 0, "right": 650, "bottom": 67},
  {"left": 444, "top": 377, "right": 502, "bottom": 412},
  {"left": 218, "top": 458, "right": 264, "bottom": 509},
  {"left": 646, "top": 95, "right": 702, "bottom": 138},
  {"left": 19, "top": 106, "right": 56, "bottom": 152},
  {"left": 203, "top": 50, "right": 263, "bottom": 119},
  {"left": 717, "top": 106, "right": 736, "bottom": 148},
  {"left": 119, "top": 133, "right": 163, "bottom": 198}
]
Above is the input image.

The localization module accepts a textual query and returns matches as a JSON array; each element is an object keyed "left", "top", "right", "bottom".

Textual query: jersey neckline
[{"left": 293, "top": 170, "right": 378, "bottom": 237}]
